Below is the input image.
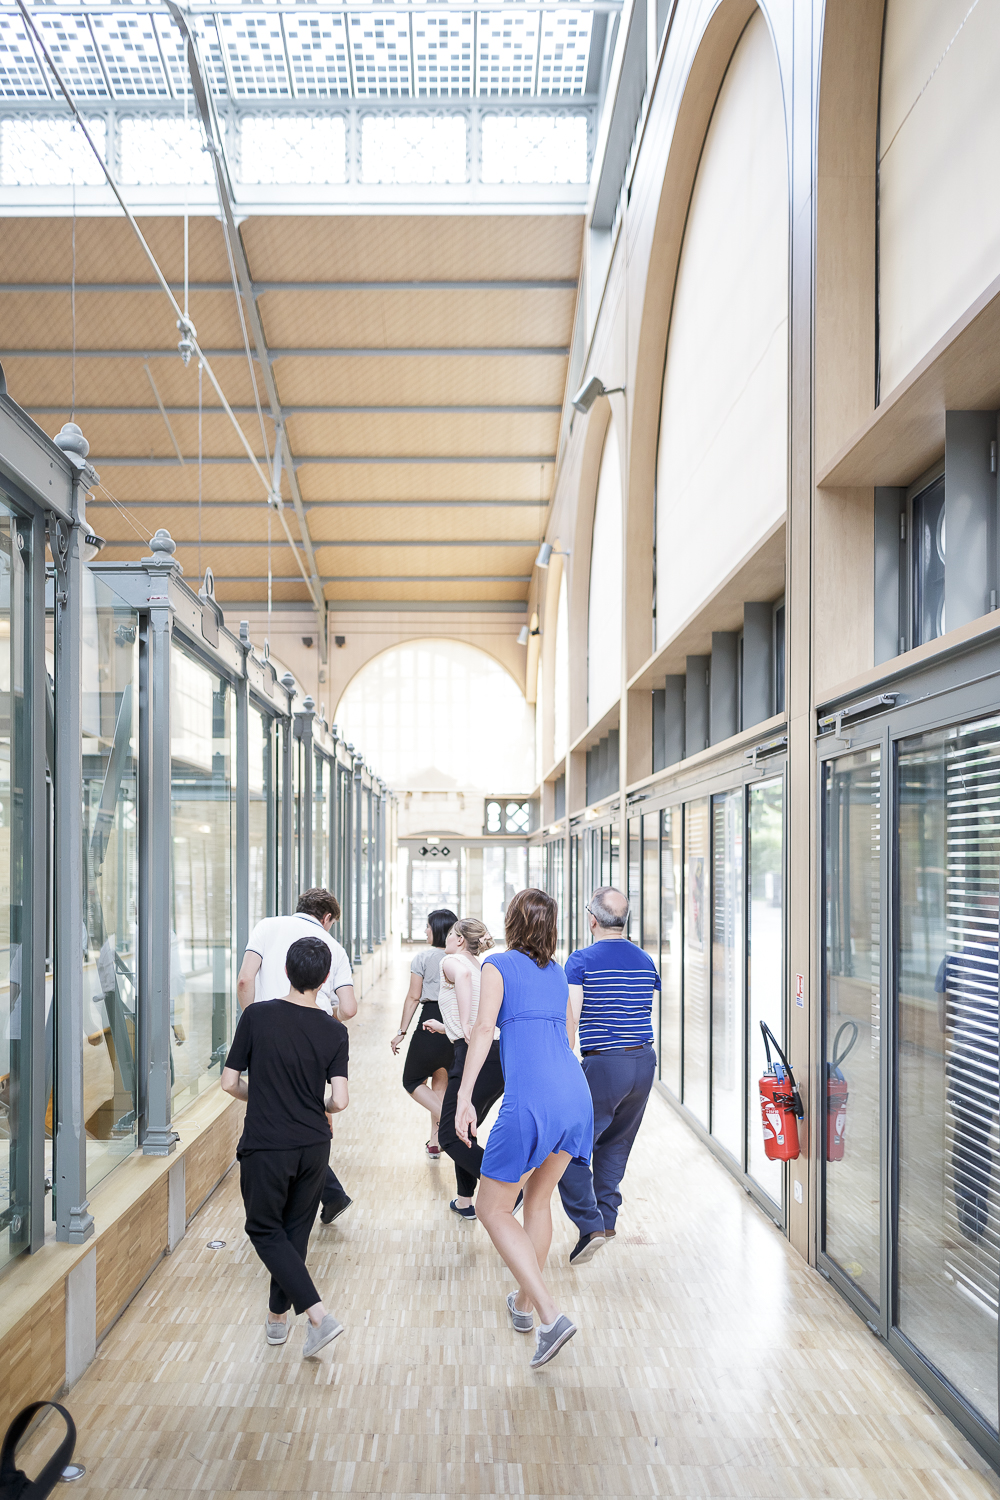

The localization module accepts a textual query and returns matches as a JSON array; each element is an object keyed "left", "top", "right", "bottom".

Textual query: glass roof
[{"left": 0, "top": 0, "right": 611, "bottom": 102}]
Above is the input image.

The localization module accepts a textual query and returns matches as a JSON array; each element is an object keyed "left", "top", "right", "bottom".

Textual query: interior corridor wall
[
  {"left": 655, "top": 10, "right": 788, "bottom": 648},
  {"left": 879, "top": 0, "right": 1000, "bottom": 395},
  {"left": 553, "top": 570, "right": 569, "bottom": 763},
  {"left": 587, "top": 422, "right": 623, "bottom": 725}
]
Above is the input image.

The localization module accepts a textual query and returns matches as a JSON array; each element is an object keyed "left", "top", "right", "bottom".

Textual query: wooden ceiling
[{"left": 0, "top": 212, "right": 582, "bottom": 609}]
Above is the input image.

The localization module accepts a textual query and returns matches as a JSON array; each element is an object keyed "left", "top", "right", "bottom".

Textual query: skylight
[{"left": 0, "top": 1, "right": 607, "bottom": 101}]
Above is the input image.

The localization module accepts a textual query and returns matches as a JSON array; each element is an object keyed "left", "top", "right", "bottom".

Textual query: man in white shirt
[{"left": 236, "top": 888, "right": 357, "bottom": 1222}]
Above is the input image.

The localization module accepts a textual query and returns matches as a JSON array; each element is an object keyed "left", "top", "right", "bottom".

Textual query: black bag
[{"left": 0, "top": 1403, "right": 76, "bottom": 1500}]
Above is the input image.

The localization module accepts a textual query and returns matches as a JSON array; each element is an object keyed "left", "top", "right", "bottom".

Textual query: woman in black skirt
[{"left": 390, "top": 907, "right": 457, "bottom": 1158}]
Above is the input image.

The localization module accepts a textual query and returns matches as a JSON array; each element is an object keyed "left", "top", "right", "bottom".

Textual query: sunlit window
[
  {"left": 481, "top": 112, "right": 588, "bottom": 184},
  {"left": 588, "top": 423, "right": 623, "bottom": 724},
  {"left": 120, "top": 117, "right": 212, "bottom": 187},
  {"left": 240, "top": 114, "right": 347, "bottom": 184},
  {"left": 0, "top": 117, "right": 106, "bottom": 186},
  {"left": 553, "top": 570, "right": 569, "bottom": 762},
  {"left": 361, "top": 112, "right": 466, "bottom": 184},
  {"left": 335, "top": 639, "right": 534, "bottom": 792},
  {"left": 534, "top": 659, "right": 546, "bottom": 786}
]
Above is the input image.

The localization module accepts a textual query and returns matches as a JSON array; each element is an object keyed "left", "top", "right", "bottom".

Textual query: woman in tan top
[{"left": 426, "top": 918, "right": 506, "bottom": 1220}]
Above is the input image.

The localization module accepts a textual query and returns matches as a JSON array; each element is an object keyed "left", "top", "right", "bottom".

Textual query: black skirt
[{"left": 401, "top": 1001, "right": 455, "bottom": 1092}]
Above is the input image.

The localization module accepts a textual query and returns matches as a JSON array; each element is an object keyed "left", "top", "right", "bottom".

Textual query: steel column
[
  {"left": 353, "top": 754, "right": 364, "bottom": 966},
  {"left": 141, "top": 542, "right": 179, "bottom": 1156},
  {"left": 235, "top": 626, "right": 250, "bottom": 965},
  {"left": 280, "top": 716, "right": 293, "bottom": 915},
  {"left": 366, "top": 783, "right": 374, "bottom": 954},
  {"left": 51, "top": 492, "right": 94, "bottom": 1239},
  {"left": 295, "top": 698, "right": 315, "bottom": 891}
]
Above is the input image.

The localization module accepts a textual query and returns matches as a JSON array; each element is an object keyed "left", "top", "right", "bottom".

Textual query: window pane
[
  {"left": 0, "top": 504, "right": 32, "bottom": 1272},
  {"left": 747, "top": 776, "right": 784, "bottom": 1203},
  {"left": 823, "top": 747, "right": 881, "bottom": 1306},
  {"left": 411, "top": 853, "right": 459, "bottom": 940},
  {"left": 642, "top": 813, "right": 659, "bottom": 1055},
  {"left": 897, "top": 716, "right": 1000, "bottom": 1430},
  {"left": 912, "top": 476, "right": 946, "bottom": 648},
  {"left": 248, "top": 708, "right": 275, "bottom": 928},
  {"left": 660, "top": 807, "right": 682, "bottom": 1095},
  {"left": 683, "top": 797, "right": 711, "bottom": 1125},
  {"left": 82, "top": 576, "right": 139, "bottom": 1192},
  {"left": 627, "top": 815, "right": 640, "bottom": 919},
  {"left": 170, "top": 647, "right": 235, "bottom": 1112},
  {"left": 314, "top": 753, "right": 329, "bottom": 894},
  {"left": 711, "top": 789, "right": 744, "bottom": 1161}
]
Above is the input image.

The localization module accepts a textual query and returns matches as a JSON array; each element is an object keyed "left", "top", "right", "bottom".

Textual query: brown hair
[
  {"left": 504, "top": 888, "right": 558, "bottom": 968},
  {"left": 296, "top": 887, "right": 341, "bottom": 923},
  {"left": 450, "top": 917, "right": 494, "bottom": 957}
]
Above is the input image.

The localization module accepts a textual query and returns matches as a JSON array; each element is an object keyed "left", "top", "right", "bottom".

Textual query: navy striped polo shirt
[{"left": 565, "top": 939, "right": 659, "bottom": 1051}]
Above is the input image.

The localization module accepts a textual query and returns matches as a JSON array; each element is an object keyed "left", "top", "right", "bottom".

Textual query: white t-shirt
[{"left": 246, "top": 912, "right": 353, "bottom": 1016}]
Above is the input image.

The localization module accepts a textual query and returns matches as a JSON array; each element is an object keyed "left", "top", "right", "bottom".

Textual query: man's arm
[
  {"left": 334, "top": 984, "right": 358, "bottom": 1020},
  {"left": 324, "top": 1076, "right": 349, "bottom": 1113},
  {"left": 221, "top": 1066, "right": 248, "bottom": 1100},
  {"left": 567, "top": 983, "right": 584, "bottom": 1052},
  {"left": 236, "top": 951, "right": 261, "bottom": 1011}
]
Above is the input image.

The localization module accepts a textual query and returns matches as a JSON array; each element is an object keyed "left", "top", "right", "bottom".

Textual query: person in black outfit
[
  {"left": 390, "top": 908, "right": 457, "bottom": 1158},
  {"left": 222, "top": 935, "right": 349, "bottom": 1359}
]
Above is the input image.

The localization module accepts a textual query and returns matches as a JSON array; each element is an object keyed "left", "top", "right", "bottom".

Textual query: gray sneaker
[
  {"left": 265, "top": 1316, "right": 289, "bottom": 1346},
  {"left": 506, "top": 1290, "right": 534, "bottom": 1333},
  {"left": 302, "top": 1313, "right": 344, "bottom": 1360},
  {"left": 530, "top": 1314, "right": 577, "bottom": 1368}
]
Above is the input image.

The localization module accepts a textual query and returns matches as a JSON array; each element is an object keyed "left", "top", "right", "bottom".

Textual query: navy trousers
[{"left": 559, "top": 1043, "right": 656, "bottom": 1236}]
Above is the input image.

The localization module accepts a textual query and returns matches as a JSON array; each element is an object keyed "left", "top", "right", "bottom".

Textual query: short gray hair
[{"left": 589, "top": 886, "right": 629, "bottom": 929}]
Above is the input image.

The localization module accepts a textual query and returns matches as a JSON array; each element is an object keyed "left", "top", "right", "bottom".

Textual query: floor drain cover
[{"left": 207, "top": 1240, "right": 226, "bottom": 1249}]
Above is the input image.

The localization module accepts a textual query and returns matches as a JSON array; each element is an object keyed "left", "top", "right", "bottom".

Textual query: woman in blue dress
[{"left": 455, "top": 888, "right": 593, "bottom": 1368}]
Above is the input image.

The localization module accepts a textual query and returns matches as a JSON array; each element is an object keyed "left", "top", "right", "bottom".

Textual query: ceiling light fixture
[{"left": 571, "top": 376, "right": 626, "bottom": 414}]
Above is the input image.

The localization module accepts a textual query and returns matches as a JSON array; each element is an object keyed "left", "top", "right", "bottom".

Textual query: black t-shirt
[{"left": 225, "top": 1000, "right": 349, "bottom": 1153}]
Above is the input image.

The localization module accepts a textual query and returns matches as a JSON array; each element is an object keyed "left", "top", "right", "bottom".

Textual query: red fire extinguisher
[
  {"left": 826, "top": 1020, "right": 858, "bottom": 1162},
  {"left": 759, "top": 1021, "right": 804, "bottom": 1161}
]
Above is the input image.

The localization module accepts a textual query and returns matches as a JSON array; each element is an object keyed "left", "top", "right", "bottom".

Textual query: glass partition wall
[
  {"left": 649, "top": 767, "right": 787, "bottom": 1218},
  {"left": 819, "top": 676, "right": 1000, "bottom": 1469}
]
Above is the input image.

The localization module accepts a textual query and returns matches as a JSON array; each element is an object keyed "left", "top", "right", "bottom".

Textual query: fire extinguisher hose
[
  {"left": 831, "top": 1020, "right": 858, "bottom": 1074},
  {"left": 760, "top": 1021, "right": 805, "bottom": 1119}
]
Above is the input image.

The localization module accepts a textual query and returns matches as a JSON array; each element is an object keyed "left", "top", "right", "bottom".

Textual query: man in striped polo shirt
[{"left": 560, "top": 886, "right": 659, "bottom": 1265}]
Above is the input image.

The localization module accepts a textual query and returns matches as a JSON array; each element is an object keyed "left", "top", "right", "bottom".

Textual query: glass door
[
  {"left": 683, "top": 797, "right": 711, "bottom": 1126},
  {"left": 822, "top": 745, "right": 882, "bottom": 1309},
  {"left": 747, "top": 777, "right": 784, "bottom": 1202},
  {"left": 711, "top": 789, "right": 744, "bottom": 1161}
]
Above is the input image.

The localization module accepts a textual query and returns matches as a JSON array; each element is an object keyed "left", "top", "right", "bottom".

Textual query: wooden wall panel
[
  {"left": 184, "top": 1103, "right": 242, "bottom": 1225},
  {"left": 95, "top": 1178, "right": 168, "bottom": 1341},
  {"left": 0, "top": 1281, "right": 66, "bottom": 1418}
]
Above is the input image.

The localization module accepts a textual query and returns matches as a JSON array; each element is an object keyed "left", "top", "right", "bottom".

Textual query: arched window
[
  {"left": 587, "top": 423, "right": 623, "bottom": 724},
  {"left": 655, "top": 11, "right": 788, "bottom": 649},
  {"left": 334, "top": 638, "right": 534, "bottom": 791},
  {"left": 553, "top": 570, "right": 569, "bottom": 763}
]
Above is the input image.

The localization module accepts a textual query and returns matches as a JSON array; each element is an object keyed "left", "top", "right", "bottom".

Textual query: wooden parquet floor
[{"left": 33, "top": 954, "right": 999, "bottom": 1498}]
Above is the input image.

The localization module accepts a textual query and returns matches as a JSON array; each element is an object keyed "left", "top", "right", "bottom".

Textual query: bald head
[{"left": 589, "top": 886, "right": 629, "bottom": 931}]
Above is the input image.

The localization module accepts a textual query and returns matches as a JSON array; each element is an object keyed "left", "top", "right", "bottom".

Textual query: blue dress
[{"left": 480, "top": 948, "right": 594, "bottom": 1183}]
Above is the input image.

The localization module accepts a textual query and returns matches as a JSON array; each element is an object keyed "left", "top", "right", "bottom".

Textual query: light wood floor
[{"left": 33, "top": 954, "right": 1000, "bottom": 1498}]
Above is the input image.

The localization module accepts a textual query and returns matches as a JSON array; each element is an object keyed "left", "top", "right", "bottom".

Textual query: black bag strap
[
  {"left": 759, "top": 1021, "right": 805, "bottom": 1119},
  {"left": 0, "top": 1403, "right": 76, "bottom": 1500}
]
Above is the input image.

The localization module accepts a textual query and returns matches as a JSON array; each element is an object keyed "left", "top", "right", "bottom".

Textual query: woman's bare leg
[
  {"left": 476, "top": 1151, "right": 571, "bottom": 1325},
  {"left": 428, "top": 1067, "right": 449, "bottom": 1147},
  {"left": 409, "top": 1080, "right": 442, "bottom": 1130}
]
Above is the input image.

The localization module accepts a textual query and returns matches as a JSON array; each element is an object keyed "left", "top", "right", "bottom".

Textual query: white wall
[
  {"left": 879, "top": 0, "right": 1000, "bottom": 395},
  {"left": 553, "top": 571, "right": 569, "bottom": 763},
  {"left": 534, "top": 659, "right": 546, "bottom": 786},
  {"left": 655, "top": 11, "right": 788, "bottom": 648},
  {"left": 587, "top": 422, "right": 623, "bottom": 724}
]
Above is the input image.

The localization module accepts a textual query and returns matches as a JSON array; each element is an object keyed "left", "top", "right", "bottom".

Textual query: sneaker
[
  {"left": 320, "top": 1196, "right": 353, "bottom": 1225},
  {"left": 530, "top": 1314, "right": 577, "bottom": 1368},
  {"left": 449, "top": 1198, "right": 476, "bottom": 1221},
  {"left": 426, "top": 1140, "right": 441, "bottom": 1160},
  {"left": 569, "top": 1232, "right": 606, "bottom": 1266},
  {"left": 506, "top": 1291, "right": 533, "bottom": 1333},
  {"left": 265, "top": 1316, "right": 289, "bottom": 1346},
  {"left": 302, "top": 1313, "right": 344, "bottom": 1360}
]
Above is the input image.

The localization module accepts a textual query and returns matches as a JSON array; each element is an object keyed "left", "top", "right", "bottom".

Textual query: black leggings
[
  {"left": 239, "top": 1142, "right": 329, "bottom": 1315},
  {"left": 438, "top": 1038, "right": 505, "bottom": 1197},
  {"left": 401, "top": 1002, "right": 454, "bottom": 1093}
]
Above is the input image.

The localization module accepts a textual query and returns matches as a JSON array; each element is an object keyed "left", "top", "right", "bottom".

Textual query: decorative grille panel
[
  {"left": 282, "top": 11, "right": 351, "bottom": 98},
  {"left": 536, "top": 5, "right": 590, "bottom": 95},
  {"left": 412, "top": 8, "right": 473, "bottom": 97},
  {"left": 88, "top": 11, "right": 170, "bottom": 97},
  {"left": 349, "top": 5, "right": 412, "bottom": 98},
  {"left": 217, "top": 10, "right": 291, "bottom": 96},
  {"left": 477, "top": 7, "right": 539, "bottom": 95},
  {"left": 0, "top": 11, "right": 51, "bottom": 98}
]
